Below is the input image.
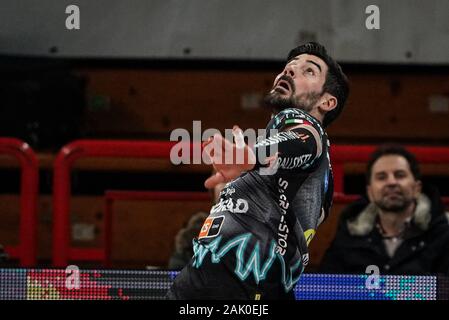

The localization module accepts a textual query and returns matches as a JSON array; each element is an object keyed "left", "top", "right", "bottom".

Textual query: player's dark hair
[
  {"left": 366, "top": 144, "right": 421, "bottom": 184},
  {"left": 287, "top": 42, "right": 349, "bottom": 128}
]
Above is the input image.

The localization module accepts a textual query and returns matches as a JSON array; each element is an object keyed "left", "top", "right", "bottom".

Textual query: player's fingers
[
  {"left": 202, "top": 136, "right": 213, "bottom": 149},
  {"left": 203, "top": 139, "right": 214, "bottom": 165},
  {"left": 232, "top": 125, "right": 245, "bottom": 149},
  {"left": 204, "top": 171, "right": 226, "bottom": 189},
  {"left": 266, "top": 152, "right": 279, "bottom": 167},
  {"left": 212, "top": 133, "right": 225, "bottom": 163}
]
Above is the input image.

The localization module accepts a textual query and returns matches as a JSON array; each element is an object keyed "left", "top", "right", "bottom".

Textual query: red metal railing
[
  {"left": 52, "top": 140, "right": 449, "bottom": 267},
  {"left": 0, "top": 138, "right": 39, "bottom": 266},
  {"left": 52, "top": 140, "right": 196, "bottom": 266}
]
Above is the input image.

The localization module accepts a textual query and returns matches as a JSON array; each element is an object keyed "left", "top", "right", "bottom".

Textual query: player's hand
[{"left": 203, "top": 126, "right": 256, "bottom": 189}]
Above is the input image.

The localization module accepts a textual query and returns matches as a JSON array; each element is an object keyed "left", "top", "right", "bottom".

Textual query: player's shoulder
[{"left": 270, "top": 108, "right": 325, "bottom": 135}]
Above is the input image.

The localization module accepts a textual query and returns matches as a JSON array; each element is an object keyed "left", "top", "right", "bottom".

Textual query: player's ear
[{"left": 319, "top": 93, "right": 337, "bottom": 113}]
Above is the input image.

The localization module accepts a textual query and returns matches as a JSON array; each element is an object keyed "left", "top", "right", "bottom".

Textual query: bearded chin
[
  {"left": 376, "top": 198, "right": 413, "bottom": 213},
  {"left": 263, "top": 92, "right": 295, "bottom": 112},
  {"left": 263, "top": 91, "right": 320, "bottom": 113}
]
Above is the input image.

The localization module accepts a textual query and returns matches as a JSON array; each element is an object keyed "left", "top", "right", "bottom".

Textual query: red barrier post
[{"left": 0, "top": 138, "right": 39, "bottom": 266}]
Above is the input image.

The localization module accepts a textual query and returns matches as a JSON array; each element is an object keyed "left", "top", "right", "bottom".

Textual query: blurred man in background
[
  {"left": 168, "top": 211, "right": 209, "bottom": 269},
  {"left": 168, "top": 181, "right": 225, "bottom": 269},
  {"left": 320, "top": 144, "right": 449, "bottom": 275}
]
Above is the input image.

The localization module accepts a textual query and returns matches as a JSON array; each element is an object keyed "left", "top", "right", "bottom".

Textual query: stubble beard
[
  {"left": 264, "top": 88, "right": 322, "bottom": 114},
  {"left": 375, "top": 191, "right": 415, "bottom": 213}
]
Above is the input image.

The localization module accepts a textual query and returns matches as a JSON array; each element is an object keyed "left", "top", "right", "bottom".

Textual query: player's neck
[{"left": 308, "top": 109, "right": 324, "bottom": 124}]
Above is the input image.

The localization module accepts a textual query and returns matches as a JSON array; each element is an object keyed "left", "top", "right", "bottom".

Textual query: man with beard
[
  {"left": 320, "top": 144, "right": 449, "bottom": 275},
  {"left": 167, "top": 42, "right": 349, "bottom": 299}
]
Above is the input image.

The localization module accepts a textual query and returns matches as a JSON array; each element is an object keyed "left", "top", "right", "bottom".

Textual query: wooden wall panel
[
  {"left": 77, "top": 68, "right": 449, "bottom": 142},
  {"left": 329, "top": 73, "right": 449, "bottom": 140},
  {"left": 111, "top": 200, "right": 211, "bottom": 267},
  {"left": 78, "top": 69, "right": 274, "bottom": 137}
]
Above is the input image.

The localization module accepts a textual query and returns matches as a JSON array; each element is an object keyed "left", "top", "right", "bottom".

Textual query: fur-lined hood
[{"left": 347, "top": 194, "right": 434, "bottom": 236}]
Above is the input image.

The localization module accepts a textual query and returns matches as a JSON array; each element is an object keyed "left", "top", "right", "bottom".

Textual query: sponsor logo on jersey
[
  {"left": 219, "top": 187, "right": 235, "bottom": 198},
  {"left": 276, "top": 154, "right": 313, "bottom": 170},
  {"left": 198, "top": 215, "right": 225, "bottom": 239},
  {"left": 254, "top": 131, "right": 300, "bottom": 147},
  {"left": 210, "top": 198, "right": 249, "bottom": 214},
  {"left": 302, "top": 253, "right": 310, "bottom": 266},
  {"left": 276, "top": 177, "right": 289, "bottom": 256},
  {"left": 303, "top": 229, "right": 316, "bottom": 246}
]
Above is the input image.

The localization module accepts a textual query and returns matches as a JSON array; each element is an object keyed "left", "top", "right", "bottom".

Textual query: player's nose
[{"left": 283, "top": 64, "right": 295, "bottom": 78}]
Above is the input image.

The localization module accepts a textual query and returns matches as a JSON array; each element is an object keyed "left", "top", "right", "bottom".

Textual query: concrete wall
[{"left": 1, "top": 0, "right": 448, "bottom": 64}]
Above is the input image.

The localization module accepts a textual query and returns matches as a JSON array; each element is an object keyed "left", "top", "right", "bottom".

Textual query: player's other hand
[{"left": 203, "top": 126, "right": 256, "bottom": 189}]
